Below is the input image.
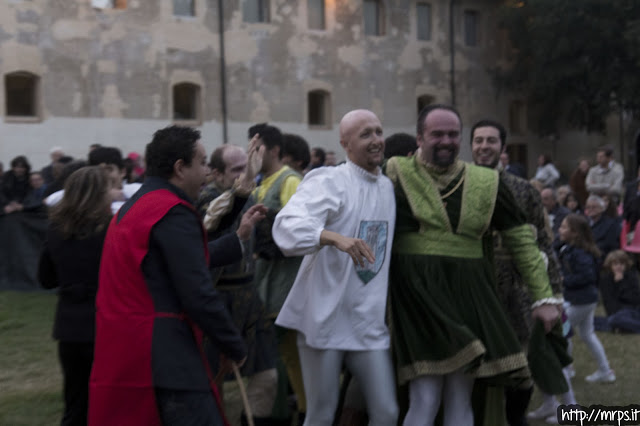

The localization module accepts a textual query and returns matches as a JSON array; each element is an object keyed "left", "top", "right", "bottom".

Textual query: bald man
[{"left": 272, "top": 110, "right": 398, "bottom": 426}]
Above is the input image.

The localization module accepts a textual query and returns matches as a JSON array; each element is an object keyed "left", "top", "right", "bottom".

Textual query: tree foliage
[{"left": 495, "top": 0, "right": 640, "bottom": 135}]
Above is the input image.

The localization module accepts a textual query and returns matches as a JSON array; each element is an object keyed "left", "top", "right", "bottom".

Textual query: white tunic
[{"left": 273, "top": 161, "right": 396, "bottom": 351}]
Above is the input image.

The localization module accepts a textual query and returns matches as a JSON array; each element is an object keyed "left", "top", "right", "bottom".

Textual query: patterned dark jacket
[{"left": 493, "top": 171, "right": 563, "bottom": 344}]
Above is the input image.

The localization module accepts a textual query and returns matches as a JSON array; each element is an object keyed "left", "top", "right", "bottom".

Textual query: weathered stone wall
[{"left": 0, "top": 0, "right": 617, "bottom": 174}]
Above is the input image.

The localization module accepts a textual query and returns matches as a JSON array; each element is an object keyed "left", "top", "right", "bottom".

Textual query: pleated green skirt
[{"left": 389, "top": 253, "right": 530, "bottom": 386}]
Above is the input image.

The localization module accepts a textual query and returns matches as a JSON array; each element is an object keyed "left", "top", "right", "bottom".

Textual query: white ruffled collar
[{"left": 346, "top": 159, "right": 380, "bottom": 181}]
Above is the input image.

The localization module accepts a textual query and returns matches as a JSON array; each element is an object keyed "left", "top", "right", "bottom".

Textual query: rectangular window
[
  {"left": 6, "top": 74, "right": 37, "bottom": 117},
  {"left": 464, "top": 10, "right": 479, "bottom": 46},
  {"left": 244, "top": 0, "right": 270, "bottom": 23},
  {"left": 363, "top": 0, "right": 384, "bottom": 36},
  {"left": 417, "top": 3, "right": 432, "bottom": 41},
  {"left": 173, "top": 83, "right": 200, "bottom": 123},
  {"left": 308, "top": 0, "right": 325, "bottom": 30},
  {"left": 308, "top": 91, "right": 330, "bottom": 126},
  {"left": 173, "top": 0, "right": 195, "bottom": 16}
]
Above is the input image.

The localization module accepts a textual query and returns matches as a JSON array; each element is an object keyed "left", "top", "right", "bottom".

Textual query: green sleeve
[{"left": 501, "top": 223, "right": 554, "bottom": 301}]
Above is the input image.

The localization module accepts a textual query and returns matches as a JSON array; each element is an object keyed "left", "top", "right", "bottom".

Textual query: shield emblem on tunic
[{"left": 355, "top": 220, "right": 388, "bottom": 284}]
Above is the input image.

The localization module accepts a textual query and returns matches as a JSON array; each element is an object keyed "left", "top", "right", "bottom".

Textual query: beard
[{"left": 432, "top": 147, "right": 457, "bottom": 168}]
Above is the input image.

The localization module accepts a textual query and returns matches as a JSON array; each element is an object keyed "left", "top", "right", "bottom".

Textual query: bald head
[
  {"left": 339, "top": 109, "right": 378, "bottom": 141},
  {"left": 338, "top": 109, "right": 384, "bottom": 173},
  {"left": 210, "top": 144, "right": 247, "bottom": 190}
]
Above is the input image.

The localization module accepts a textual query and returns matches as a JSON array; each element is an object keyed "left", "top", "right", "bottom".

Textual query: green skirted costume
[{"left": 385, "top": 157, "right": 553, "bottom": 388}]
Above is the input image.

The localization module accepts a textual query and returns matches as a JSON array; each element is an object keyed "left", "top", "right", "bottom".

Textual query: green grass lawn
[
  {"left": 1, "top": 290, "right": 638, "bottom": 425},
  {"left": 0, "top": 291, "right": 62, "bottom": 425},
  {"left": 0, "top": 291, "right": 246, "bottom": 426}
]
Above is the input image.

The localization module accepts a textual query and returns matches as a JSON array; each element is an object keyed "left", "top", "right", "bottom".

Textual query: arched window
[
  {"left": 173, "top": 83, "right": 201, "bottom": 123},
  {"left": 417, "top": 94, "right": 435, "bottom": 117},
  {"left": 5, "top": 71, "right": 39, "bottom": 119},
  {"left": 308, "top": 90, "right": 331, "bottom": 128},
  {"left": 363, "top": 0, "right": 385, "bottom": 36}
]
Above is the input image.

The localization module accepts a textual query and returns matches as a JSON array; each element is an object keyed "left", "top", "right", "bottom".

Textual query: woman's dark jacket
[{"left": 38, "top": 226, "right": 108, "bottom": 341}]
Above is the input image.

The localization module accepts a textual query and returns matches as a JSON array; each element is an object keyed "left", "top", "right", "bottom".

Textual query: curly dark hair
[{"left": 145, "top": 125, "right": 201, "bottom": 179}]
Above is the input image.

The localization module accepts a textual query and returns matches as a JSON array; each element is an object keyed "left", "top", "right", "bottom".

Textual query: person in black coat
[
  {"left": 1, "top": 155, "right": 32, "bottom": 214},
  {"left": 39, "top": 166, "right": 113, "bottom": 426}
]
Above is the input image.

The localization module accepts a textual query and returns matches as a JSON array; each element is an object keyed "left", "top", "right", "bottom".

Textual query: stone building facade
[{"left": 0, "top": 0, "right": 630, "bottom": 177}]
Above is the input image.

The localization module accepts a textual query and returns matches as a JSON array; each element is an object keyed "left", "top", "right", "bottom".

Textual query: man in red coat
[{"left": 90, "top": 126, "right": 256, "bottom": 426}]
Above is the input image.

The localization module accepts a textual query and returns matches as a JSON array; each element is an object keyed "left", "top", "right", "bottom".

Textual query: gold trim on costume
[
  {"left": 476, "top": 352, "right": 529, "bottom": 377},
  {"left": 397, "top": 340, "right": 486, "bottom": 385}
]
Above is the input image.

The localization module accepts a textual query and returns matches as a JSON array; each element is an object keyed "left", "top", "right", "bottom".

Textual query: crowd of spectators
[
  {"left": 0, "top": 145, "right": 145, "bottom": 290},
  {"left": 518, "top": 145, "right": 640, "bottom": 334}
]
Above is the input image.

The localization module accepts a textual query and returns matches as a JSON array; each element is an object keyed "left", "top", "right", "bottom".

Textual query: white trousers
[
  {"left": 296, "top": 335, "right": 398, "bottom": 426},
  {"left": 565, "top": 302, "right": 611, "bottom": 371},
  {"left": 403, "top": 372, "right": 475, "bottom": 426}
]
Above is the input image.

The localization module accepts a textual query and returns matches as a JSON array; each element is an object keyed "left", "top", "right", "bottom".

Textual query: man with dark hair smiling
[
  {"left": 471, "top": 119, "right": 568, "bottom": 426},
  {"left": 90, "top": 125, "right": 265, "bottom": 426}
]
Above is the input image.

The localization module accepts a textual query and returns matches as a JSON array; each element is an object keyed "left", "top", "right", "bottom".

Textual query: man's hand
[
  {"left": 234, "top": 134, "right": 265, "bottom": 196},
  {"left": 4, "top": 201, "right": 22, "bottom": 214},
  {"left": 244, "top": 134, "right": 265, "bottom": 182},
  {"left": 216, "top": 355, "right": 247, "bottom": 382},
  {"left": 236, "top": 204, "right": 267, "bottom": 241},
  {"left": 532, "top": 304, "right": 561, "bottom": 333},
  {"left": 320, "top": 230, "right": 375, "bottom": 267}
]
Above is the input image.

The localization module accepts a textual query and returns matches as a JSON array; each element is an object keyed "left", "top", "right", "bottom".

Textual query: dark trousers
[
  {"left": 155, "top": 388, "right": 224, "bottom": 426},
  {"left": 58, "top": 341, "right": 94, "bottom": 426}
]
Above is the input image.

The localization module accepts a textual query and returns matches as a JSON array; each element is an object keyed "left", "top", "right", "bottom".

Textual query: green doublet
[
  {"left": 386, "top": 156, "right": 535, "bottom": 387},
  {"left": 389, "top": 156, "right": 497, "bottom": 258}
]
